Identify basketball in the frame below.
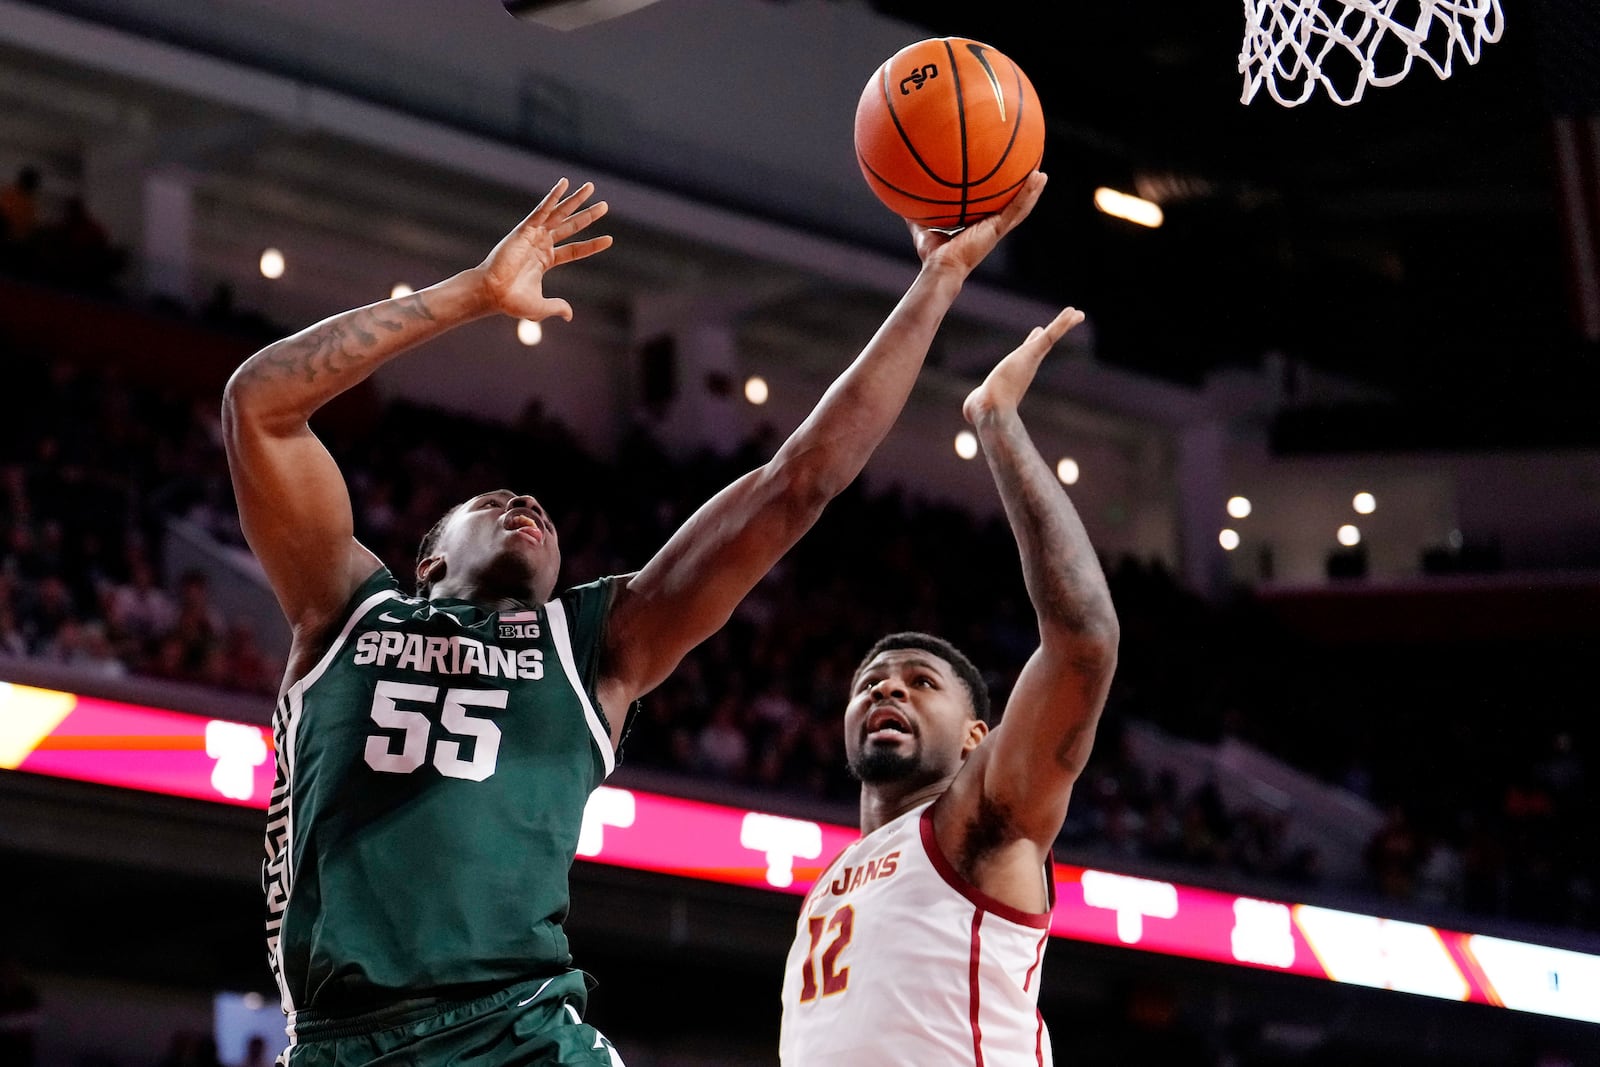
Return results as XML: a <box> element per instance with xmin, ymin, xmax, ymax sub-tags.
<box><xmin>853</xmin><ymin>37</ymin><xmax>1044</xmax><ymax>229</ymax></box>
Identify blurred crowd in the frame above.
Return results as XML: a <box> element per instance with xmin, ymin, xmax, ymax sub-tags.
<box><xmin>0</xmin><ymin>199</ymin><xmax>1593</xmax><ymax>937</ymax></box>
<box><xmin>0</xmin><ymin>358</ymin><xmax>280</xmax><ymax>695</ymax></box>
<box><xmin>0</xmin><ymin>166</ymin><xmax>125</xmax><ymax>296</ymax></box>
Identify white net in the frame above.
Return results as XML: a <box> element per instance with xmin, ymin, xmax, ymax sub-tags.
<box><xmin>1240</xmin><ymin>0</ymin><xmax>1505</xmax><ymax>106</ymax></box>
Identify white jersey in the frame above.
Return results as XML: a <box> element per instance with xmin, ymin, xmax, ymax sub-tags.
<box><xmin>779</xmin><ymin>801</ymin><xmax>1055</xmax><ymax>1066</ymax></box>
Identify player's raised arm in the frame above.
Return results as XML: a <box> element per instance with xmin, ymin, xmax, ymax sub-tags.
<box><xmin>221</xmin><ymin>179</ymin><xmax>611</xmax><ymax>643</ymax></box>
<box><xmin>597</xmin><ymin>175</ymin><xmax>1050</xmax><ymax>719</ymax></box>
<box><xmin>941</xmin><ymin>308</ymin><xmax>1119</xmax><ymax>849</ymax></box>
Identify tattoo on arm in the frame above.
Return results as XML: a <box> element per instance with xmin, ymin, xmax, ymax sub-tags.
<box><xmin>244</xmin><ymin>294</ymin><xmax>437</xmax><ymax>385</ymax></box>
<box><xmin>981</xmin><ymin>413</ymin><xmax>1111</xmax><ymax>635</ymax></box>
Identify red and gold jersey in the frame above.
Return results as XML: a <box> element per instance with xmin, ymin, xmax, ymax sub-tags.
<box><xmin>779</xmin><ymin>801</ymin><xmax>1055</xmax><ymax>1066</ymax></box>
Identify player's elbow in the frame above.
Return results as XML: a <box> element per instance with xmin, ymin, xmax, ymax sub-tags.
<box><xmin>220</xmin><ymin>373</ymin><xmax>248</xmax><ymax>450</ymax></box>
<box><xmin>221</xmin><ymin>362</ymin><xmax>297</xmax><ymax>444</ymax></box>
<box><xmin>1041</xmin><ymin>610</ymin><xmax>1119</xmax><ymax>680</ymax></box>
<box><xmin>221</xmin><ymin>363</ymin><xmax>264</xmax><ymax>428</ymax></box>
<box><xmin>762</xmin><ymin>445</ymin><xmax>851</xmax><ymax>517</ymax></box>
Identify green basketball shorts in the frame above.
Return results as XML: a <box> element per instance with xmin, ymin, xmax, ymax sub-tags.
<box><xmin>283</xmin><ymin>970</ymin><xmax>624</xmax><ymax>1067</ymax></box>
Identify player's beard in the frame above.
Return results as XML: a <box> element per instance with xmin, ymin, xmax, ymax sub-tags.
<box><xmin>849</xmin><ymin>742</ymin><xmax>922</xmax><ymax>784</ymax></box>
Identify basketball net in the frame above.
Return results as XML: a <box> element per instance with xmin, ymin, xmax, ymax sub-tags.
<box><xmin>1240</xmin><ymin>0</ymin><xmax>1504</xmax><ymax>106</ymax></box>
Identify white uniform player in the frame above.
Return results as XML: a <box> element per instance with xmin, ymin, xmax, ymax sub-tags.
<box><xmin>776</xmin><ymin>309</ymin><xmax>1118</xmax><ymax>1067</ymax></box>
<box><xmin>779</xmin><ymin>802</ymin><xmax>1054</xmax><ymax>1066</ymax></box>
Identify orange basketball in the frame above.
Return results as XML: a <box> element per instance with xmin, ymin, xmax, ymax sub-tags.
<box><xmin>854</xmin><ymin>37</ymin><xmax>1045</xmax><ymax>229</ymax></box>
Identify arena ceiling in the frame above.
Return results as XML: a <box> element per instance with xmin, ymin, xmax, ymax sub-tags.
<box><xmin>5</xmin><ymin>0</ymin><xmax>1600</xmax><ymax>448</ymax></box>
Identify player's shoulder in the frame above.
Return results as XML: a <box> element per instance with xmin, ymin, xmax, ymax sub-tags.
<box><xmin>560</xmin><ymin>571</ymin><xmax>634</xmax><ymax>599</ymax></box>
<box><xmin>342</xmin><ymin>565</ymin><xmax>409</xmax><ymax>615</ymax></box>
<box><xmin>554</xmin><ymin>572</ymin><xmax>631</xmax><ymax>624</ymax></box>
<box><xmin>284</xmin><ymin>565</ymin><xmax>406</xmax><ymax>683</ymax></box>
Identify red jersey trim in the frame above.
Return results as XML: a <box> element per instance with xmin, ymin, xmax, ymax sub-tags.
<box><xmin>969</xmin><ymin>909</ymin><xmax>986</xmax><ymax>1067</ymax></box>
<box><xmin>1023</xmin><ymin>928</ymin><xmax>1047</xmax><ymax>992</ymax></box>
<box><xmin>919</xmin><ymin>807</ymin><xmax>1053</xmax><ymax>929</ymax></box>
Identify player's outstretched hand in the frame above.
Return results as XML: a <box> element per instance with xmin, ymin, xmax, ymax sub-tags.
<box><xmin>473</xmin><ymin>178</ymin><xmax>613</xmax><ymax>323</ymax></box>
<box><xmin>962</xmin><ymin>306</ymin><xmax>1085</xmax><ymax>425</ymax></box>
<box><xmin>910</xmin><ymin>170</ymin><xmax>1046</xmax><ymax>278</ymax></box>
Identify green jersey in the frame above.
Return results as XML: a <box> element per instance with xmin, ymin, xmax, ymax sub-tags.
<box><xmin>263</xmin><ymin>567</ymin><xmax>619</xmax><ymax>1019</ymax></box>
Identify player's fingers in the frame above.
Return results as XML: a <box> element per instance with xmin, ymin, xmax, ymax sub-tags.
<box><xmin>551</xmin><ymin>235</ymin><xmax>614</xmax><ymax>267</ymax></box>
<box><xmin>1003</xmin><ymin>328</ymin><xmax>1052</xmax><ymax>378</ymax></box>
<box><xmin>1004</xmin><ymin>307</ymin><xmax>1079</xmax><ymax>380</ymax></box>
<box><xmin>536</xmin><ymin>298</ymin><xmax>573</xmax><ymax>323</ymax></box>
<box><xmin>552</xmin><ymin>181</ymin><xmax>598</xmax><ymax>222</ymax></box>
<box><xmin>1037</xmin><ymin>307</ymin><xmax>1084</xmax><ymax>347</ymax></box>
<box><xmin>955</xmin><ymin>171</ymin><xmax>1043</xmax><ymax>254</ymax></box>
<box><xmin>549</xmin><ymin>201</ymin><xmax>609</xmax><ymax>243</ymax></box>
<box><xmin>996</xmin><ymin>171</ymin><xmax>1047</xmax><ymax>231</ymax></box>
<box><xmin>522</xmin><ymin>178</ymin><xmax>571</xmax><ymax>228</ymax></box>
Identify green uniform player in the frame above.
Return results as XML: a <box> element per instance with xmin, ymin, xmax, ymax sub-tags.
<box><xmin>223</xmin><ymin>175</ymin><xmax>1048</xmax><ymax>1064</ymax></box>
<box><xmin>267</xmin><ymin>571</ymin><xmax>616</xmax><ymax>1009</ymax></box>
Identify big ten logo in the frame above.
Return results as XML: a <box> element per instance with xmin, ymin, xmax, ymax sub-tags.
<box><xmin>1081</xmin><ymin>870</ymin><xmax>1178</xmax><ymax>944</ymax></box>
<box><xmin>899</xmin><ymin>63</ymin><xmax>938</xmax><ymax>95</ymax></box>
<box><xmin>578</xmin><ymin>786</ymin><xmax>636</xmax><ymax>857</ymax></box>
<box><xmin>741</xmin><ymin>813</ymin><xmax>822</xmax><ymax>889</ymax></box>
<box><xmin>205</xmin><ymin>720</ymin><xmax>269</xmax><ymax>801</ymax></box>
<box><xmin>498</xmin><ymin>620</ymin><xmax>541</xmax><ymax>641</ymax></box>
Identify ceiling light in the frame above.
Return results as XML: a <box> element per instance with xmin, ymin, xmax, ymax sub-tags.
<box><xmin>258</xmin><ymin>248</ymin><xmax>285</xmax><ymax>279</ymax></box>
<box><xmin>1093</xmin><ymin>187</ymin><xmax>1164</xmax><ymax>228</ymax></box>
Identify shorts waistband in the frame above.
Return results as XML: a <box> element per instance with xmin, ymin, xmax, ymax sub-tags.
<box><xmin>289</xmin><ymin>974</ymin><xmax>577</xmax><ymax>1042</ymax></box>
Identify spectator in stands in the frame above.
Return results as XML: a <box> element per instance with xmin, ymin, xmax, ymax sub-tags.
<box><xmin>1415</xmin><ymin>832</ymin><xmax>1465</xmax><ymax>909</ymax></box>
<box><xmin>695</xmin><ymin>694</ymin><xmax>751</xmax><ymax>780</ymax></box>
<box><xmin>33</xmin><ymin>196</ymin><xmax>124</xmax><ymax>293</ymax></box>
<box><xmin>172</xmin><ymin>569</ymin><xmax>224</xmax><ymax>674</ymax></box>
<box><xmin>144</xmin><ymin>632</ymin><xmax>191</xmax><ymax>685</ymax></box>
<box><xmin>16</xmin><ymin>575</ymin><xmax>72</xmax><ymax>652</ymax></box>
<box><xmin>1177</xmin><ymin>794</ymin><xmax>1225</xmax><ymax>868</ymax></box>
<box><xmin>1138</xmin><ymin>778</ymin><xmax>1184</xmax><ymax>863</ymax></box>
<box><xmin>38</xmin><ymin>619</ymin><xmax>126</xmax><ymax>679</ymax></box>
<box><xmin>0</xmin><ymin>600</ymin><xmax>26</xmax><ymax>659</ymax></box>
<box><xmin>220</xmin><ymin>620</ymin><xmax>278</xmax><ymax>696</ymax></box>
<box><xmin>1365</xmin><ymin>804</ymin><xmax>1424</xmax><ymax>899</ymax></box>
<box><xmin>0</xmin><ymin>166</ymin><xmax>40</xmax><ymax>246</ymax></box>
<box><xmin>106</xmin><ymin>553</ymin><xmax>177</xmax><ymax>648</ymax></box>
<box><xmin>1</xmin><ymin>524</ymin><xmax>48</xmax><ymax>585</ymax></box>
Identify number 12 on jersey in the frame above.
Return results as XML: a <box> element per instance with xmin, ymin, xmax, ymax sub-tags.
<box><xmin>798</xmin><ymin>904</ymin><xmax>854</xmax><ymax>1001</ymax></box>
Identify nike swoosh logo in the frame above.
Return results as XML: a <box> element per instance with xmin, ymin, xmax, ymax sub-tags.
<box><xmin>378</xmin><ymin>611</ymin><xmax>407</xmax><ymax>624</ymax></box>
<box><xmin>966</xmin><ymin>42</ymin><xmax>1006</xmax><ymax>121</ymax></box>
